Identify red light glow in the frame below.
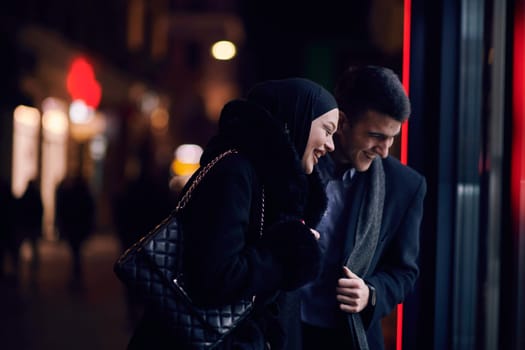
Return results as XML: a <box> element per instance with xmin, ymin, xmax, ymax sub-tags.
<box><xmin>400</xmin><ymin>0</ymin><xmax>412</xmax><ymax>166</ymax></box>
<box><xmin>66</xmin><ymin>57</ymin><xmax>102</xmax><ymax>109</ymax></box>
<box><xmin>512</xmin><ymin>1</ymin><xmax>525</xmax><ymax>233</ymax></box>
<box><xmin>397</xmin><ymin>1</ymin><xmax>412</xmax><ymax>349</ymax></box>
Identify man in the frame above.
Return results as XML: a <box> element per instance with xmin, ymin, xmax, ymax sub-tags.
<box><xmin>298</xmin><ymin>65</ymin><xmax>427</xmax><ymax>350</ymax></box>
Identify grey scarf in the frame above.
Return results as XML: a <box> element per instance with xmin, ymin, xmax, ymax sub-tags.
<box><xmin>344</xmin><ymin>157</ymin><xmax>385</xmax><ymax>349</ymax></box>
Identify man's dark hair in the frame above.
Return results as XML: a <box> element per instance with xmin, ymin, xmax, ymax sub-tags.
<box><xmin>334</xmin><ymin>65</ymin><xmax>411</xmax><ymax>123</ymax></box>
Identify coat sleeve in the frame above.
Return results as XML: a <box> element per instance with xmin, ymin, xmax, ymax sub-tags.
<box><xmin>180</xmin><ymin>155</ymin><xmax>321</xmax><ymax>307</ymax></box>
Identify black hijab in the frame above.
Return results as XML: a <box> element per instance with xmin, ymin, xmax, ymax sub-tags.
<box><xmin>199</xmin><ymin>78</ymin><xmax>334</xmax><ymax>227</ymax></box>
<box><xmin>246</xmin><ymin>78</ymin><xmax>338</xmax><ymax>158</ymax></box>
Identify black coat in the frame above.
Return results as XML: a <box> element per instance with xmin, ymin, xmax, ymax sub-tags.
<box><xmin>128</xmin><ymin>100</ymin><xmax>327</xmax><ymax>350</ymax></box>
<box><xmin>357</xmin><ymin>156</ymin><xmax>426</xmax><ymax>350</ymax></box>
<box><xmin>285</xmin><ymin>155</ymin><xmax>426</xmax><ymax>350</ymax></box>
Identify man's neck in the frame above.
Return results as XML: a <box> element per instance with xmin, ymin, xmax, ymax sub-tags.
<box><xmin>329</xmin><ymin>149</ymin><xmax>351</xmax><ymax>169</ymax></box>
<box><xmin>328</xmin><ymin>153</ymin><xmax>353</xmax><ymax>178</ymax></box>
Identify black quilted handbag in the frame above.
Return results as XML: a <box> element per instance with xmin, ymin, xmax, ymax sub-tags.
<box><xmin>114</xmin><ymin>149</ymin><xmax>262</xmax><ymax>349</ymax></box>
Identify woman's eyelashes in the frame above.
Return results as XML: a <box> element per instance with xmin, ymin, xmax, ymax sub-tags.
<box><xmin>325</xmin><ymin>125</ymin><xmax>336</xmax><ymax>136</ymax></box>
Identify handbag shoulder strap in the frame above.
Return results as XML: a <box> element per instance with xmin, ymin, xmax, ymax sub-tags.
<box><xmin>258</xmin><ymin>188</ymin><xmax>265</xmax><ymax>237</ymax></box>
<box><xmin>175</xmin><ymin>148</ymin><xmax>265</xmax><ymax>238</ymax></box>
<box><xmin>176</xmin><ymin>148</ymin><xmax>238</xmax><ymax>212</ymax></box>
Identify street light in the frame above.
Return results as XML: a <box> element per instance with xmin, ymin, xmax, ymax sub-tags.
<box><xmin>211</xmin><ymin>40</ymin><xmax>237</xmax><ymax>60</ymax></box>
<box><xmin>169</xmin><ymin>144</ymin><xmax>203</xmax><ymax>194</ymax></box>
<box><xmin>68</xmin><ymin>99</ymin><xmax>106</xmax><ymax>178</ymax></box>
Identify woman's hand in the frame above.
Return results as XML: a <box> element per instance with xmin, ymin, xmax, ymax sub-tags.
<box><xmin>300</xmin><ymin>219</ymin><xmax>320</xmax><ymax>240</ymax></box>
<box><xmin>309</xmin><ymin>228</ymin><xmax>320</xmax><ymax>240</ymax></box>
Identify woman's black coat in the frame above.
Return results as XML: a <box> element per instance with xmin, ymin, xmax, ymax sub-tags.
<box><xmin>127</xmin><ymin>100</ymin><xmax>327</xmax><ymax>349</ymax></box>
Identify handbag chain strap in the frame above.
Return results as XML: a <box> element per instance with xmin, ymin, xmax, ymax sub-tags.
<box><xmin>174</xmin><ymin>148</ymin><xmax>265</xmax><ymax>237</ymax></box>
<box><xmin>258</xmin><ymin>188</ymin><xmax>265</xmax><ymax>237</ymax></box>
<box><xmin>176</xmin><ymin>148</ymin><xmax>238</xmax><ymax>212</ymax></box>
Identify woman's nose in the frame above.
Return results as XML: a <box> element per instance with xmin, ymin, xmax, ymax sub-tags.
<box><xmin>326</xmin><ymin>136</ymin><xmax>335</xmax><ymax>152</ymax></box>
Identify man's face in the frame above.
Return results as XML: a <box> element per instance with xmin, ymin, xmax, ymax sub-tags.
<box><xmin>335</xmin><ymin>109</ymin><xmax>402</xmax><ymax>172</ymax></box>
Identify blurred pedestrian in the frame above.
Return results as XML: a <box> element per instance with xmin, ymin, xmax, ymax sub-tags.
<box><xmin>113</xmin><ymin>155</ymin><xmax>173</xmax><ymax>327</ymax></box>
<box><xmin>15</xmin><ymin>179</ymin><xmax>43</xmax><ymax>271</ymax></box>
<box><xmin>0</xmin><ymin>178</ymin><xmax>17</xmax><ymax>280</ymax></box>
<box><xmin>55</xmin><ymin>174</ymin><xmax>95</xmax><ymax>290</ymax></box>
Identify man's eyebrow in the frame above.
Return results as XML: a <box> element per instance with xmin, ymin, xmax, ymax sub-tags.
<box><xmin>368</xmin><ymin>131</ymin><xmax>400</xmax><ymax>137</ymax></box>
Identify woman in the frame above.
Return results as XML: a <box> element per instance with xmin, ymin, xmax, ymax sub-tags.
<box><xmin>128</xmin><ymin>78</ymin><xmax>339</xmax><ymax>349</ymax></box>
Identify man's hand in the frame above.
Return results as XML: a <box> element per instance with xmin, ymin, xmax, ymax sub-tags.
<box><xmin>336</xmin><ymin>266</ymin><xmax>370</xmax><ymax>313</ymax></box>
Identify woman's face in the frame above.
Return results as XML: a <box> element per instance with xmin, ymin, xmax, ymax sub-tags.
<box><xmin>301</xmin><ymin>108</ymin><xmax>339</xmax><ymax>174</ymax></box>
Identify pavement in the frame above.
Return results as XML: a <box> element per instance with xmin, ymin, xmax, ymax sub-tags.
<box><xmin>0</xmin><ymin>232</ymin><xmax>398</xmax><ymax>350</ymax></box>
<box><xmin>0</xmin><ymin>232</ymin><xmax>137</xmax><ymax>350</ymax></box>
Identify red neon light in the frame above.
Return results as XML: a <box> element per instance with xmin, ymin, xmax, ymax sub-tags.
<box><xmin>511</xmin><ymin>0</ymin><xmax>525</xmax><ymax>231</ymax></box>
<box><xmin>401</xmin><ymin>123</ymin><xmax>409</xmax><ymax>165</ymax></box>
<box><xmin>402</xmin><ymin>0</ymin><xmax>412</xmax><ymax>96</ymax></box>
<box><xmin>397</xmin><ymin>1</ymin><xmax>412</xmax><ymax>349</ymax></box>
<box><xmin>396</xmin><ymin>303</ymin><xmax>404</xmax><ymax>349</ymax></box>
<box><xmin>400</xmin><ymin>0</ymin><xmax>412</xmax><ymax>166</ymax></box>
<box><xmin>66</xmin><ymin>56</ymin><xmax>102</xmax><ymax>109</ymax></box>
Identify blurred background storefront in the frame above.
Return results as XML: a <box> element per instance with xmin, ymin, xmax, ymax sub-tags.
<box><xmin>0</xmin><ymin>0</ymin><xmax>524</xmax><ymax>349</ymax></box>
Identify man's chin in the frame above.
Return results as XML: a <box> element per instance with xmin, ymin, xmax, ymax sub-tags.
<box><xmin>355</xmin><ymin>162</ymin><xmax>373</xmax><ymax>172</ymax></box>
